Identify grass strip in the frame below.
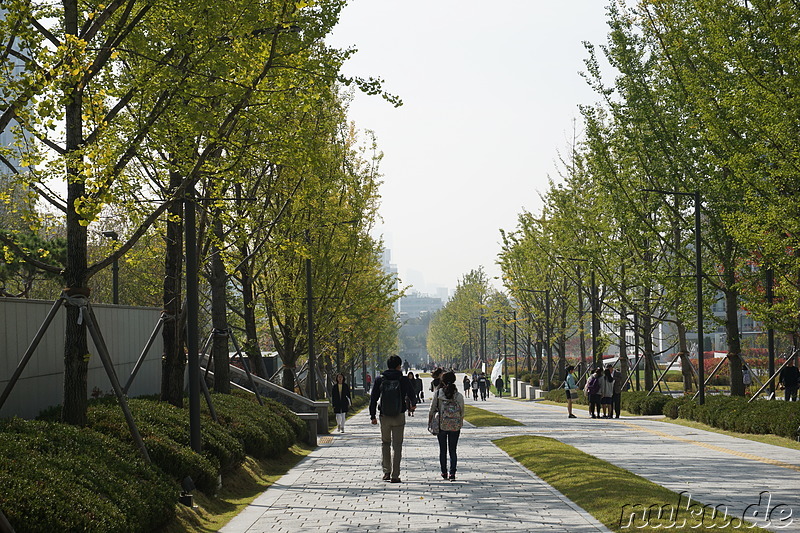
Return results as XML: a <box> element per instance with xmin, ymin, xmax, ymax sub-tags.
<box><xmin>157</xmin><ymin>444</ymin><xmax>312</xmax><ymax>532</ymax></box>
<box><xmin>464</xmin><ymin>404</ymin><xmax>524</xmax><ymax>426</ymax></box>
<box><xmin>495</xmin><ymin>435</ymin><xmax>773</xmax><ymax>532</ymax></box>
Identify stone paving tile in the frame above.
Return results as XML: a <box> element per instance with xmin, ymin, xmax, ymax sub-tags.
<box><xmin>221</xmin><ymin>394</ymin><xmax>611</xmax><ymax>533</ymax></box>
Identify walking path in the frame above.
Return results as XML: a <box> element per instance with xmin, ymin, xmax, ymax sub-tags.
<box><xmin>222</xmin><ymin>376</ymin><xmax>800</xmax><ymax>532</ymax></box>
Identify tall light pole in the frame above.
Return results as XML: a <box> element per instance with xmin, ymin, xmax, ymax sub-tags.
<box><xmin>102</xmin><ymin>231</ymin><xmax>119</xmax><ymax>304</ymax></box>
<box><xmin>304</xmin><ymin>219</ymin><xmax>358</xmax><ymax>401</ymax></box>
<box><xmin>643</xmin><ymin>188</ymin><xmax>705</xmax><ymax>404</ymax></box>
<box><xmin>520</xmin><ymin>288</ymin><xmax>550</xmax><ymax>390</ymax></box>
<box><xmin>305</xmin><ymin>228</ymin><xmax>317</xmax><ymax>400</ymax></box>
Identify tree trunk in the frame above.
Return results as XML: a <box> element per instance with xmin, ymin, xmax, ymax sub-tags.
<box><xmin>161</xmin><ymin>170</ymin><xmax>185</xmax><ymax>407</ymax></box>
<box><xmin>240</xmin><ymin>260</ymin><xmax>266</xmax><ymax>378</ymax></box>
<box><xmin>642</xmin><ymin>289</ymin><xmax>654</xmax><ymax>391</ymax></box>
<box><xmin>724</xmin><ymin>286</ymin><xmax>745</xmax><ymax>396</ymax></box>
<box><xmin>210</xmin><ymin>217</ymin><xmax>230</xmax><ymax>393</ymax></box>
<box><xmin>676</xmin><ymin>319</ymin><xmax>694</xmax><ymax>392</ymax></box>
<box><xmin>62</xmin><ymin>0</ymin><xmax>89</xmax><ymax>426</ymax></box>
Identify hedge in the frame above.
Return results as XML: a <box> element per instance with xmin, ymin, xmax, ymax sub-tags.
<box><xmin>0</xmin><ymin>418</ymin><xmax>175</xmax><ymax>533</ymax></box>
<box><xmin>675</xmin><ymin>396</ymin><xmax>800</xmax><ymax>439</ymax></box>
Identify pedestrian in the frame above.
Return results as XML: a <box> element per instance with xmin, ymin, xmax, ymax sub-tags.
<box><xmin>331</xmin><ymin>373</ymin><xmax>351</xmax><ymax>433</ymax></box>
<box><xmin>478</xmin><ymin>373</ymin><xmax>488</xmax><ymax>401</ymax></box>
<box><xmin>463</xmin><ymin>375</ymin><xmax>471</xmax><ymax>395</ymax></box>
<box><xmin>742</xmin><ymin>364</ymin><xmax>752</xmax><ymax>394</ymax></box>
<box><xmin>370</xmin><ymin>355</ymin><xmax>417</xmax><ymax>483</ymax></box>
<box><xmin>585</xmin><ymin>367</ymin><xmax>602</xmax><ymax>418</ymax></box>
<box><xmin>494</xmin><ymin>375</ymin><xmax>504</xmax><ymax>398</ymax></box>
<box><xmin>600</xmin><ymin>364</ymin><xmax>615</xmax><ymax>418</ymax></box>
<box><xmin>471</xmin><ymin>376</ymin><xmax>479</xmax><ymax>401</ymax></box>
<box><xmin>416</xmin><ymin>373</ymin><xmax>424</xmax><ymax>403</ymax></box>
<box><xmin>406</xmin><ymin>371</ymin><xmax>417</xmax><ymax>416</ymax></box>
<box><xmin>430</xmin><ymin>367</ymin><xmax>443</xmax><ymax>393</ymax></box>
<box><xmin>365</xmin><ymin>373</ymin><xmax>372</xmax><ymax>393</ymax></box>
<box><xmin>779</xmin><ymin>358</ymin><xmax>799</xmax><ymax>402</ymax></box>
<box><xmin>429</xmin><ymin>371</ymin><xmax>464</xmax><ymax>481</ymax></box>
<box><xmin>564</xmin><ymin>365</ymin><xmax>577</xmax><ymax>418</ymax></box>
<box><xmin>611</xmin><ymin>365</ymin><xmax>626</xmax><ymax>419</ymax></box>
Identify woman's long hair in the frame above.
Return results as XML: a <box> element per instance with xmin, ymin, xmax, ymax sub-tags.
<box><xmin>442</xmin><ymin>371</ymin><xmax>457</xmax><ymax>399</ymax></box>
<box><xmin>604</xmin><ymin>367</ymin><xmax>614</xmax><ymax>382</ymax></box>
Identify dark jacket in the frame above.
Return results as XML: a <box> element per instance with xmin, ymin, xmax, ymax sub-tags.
<box><xmin>369</xmin><ymin>369</ymin><xmax>417</xmax><ymax>418</ymax></box>
<box><xmin>780</xmin><ymin>365</ymin><xmax>800</xmax><ymax>389</ymax></box>
<box><xmin>495</xmin><ymin>377</ymin><xmax>504</xmax><ymax>391</ymax></box>
<box><xmin>331</xmin><ymin>382</ymin><xmax>351</xmax><ymax>414</ymax></box>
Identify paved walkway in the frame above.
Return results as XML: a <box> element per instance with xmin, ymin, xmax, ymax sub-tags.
<box><xmin>222</xmin><ymin>376</ymin><xmax>800</xmax><ymax>532</ymax></box>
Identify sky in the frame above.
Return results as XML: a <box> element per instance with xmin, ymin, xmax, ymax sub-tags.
<box><xmin>328</xmin><ymin>1</ymin><xmax>614</xmax><ymax>297</ymax></box>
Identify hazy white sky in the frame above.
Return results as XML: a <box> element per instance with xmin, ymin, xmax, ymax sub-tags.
<box><xmin>328</xmin><ymin>1</ymin><xmax>613</xmax><ymax>296</ymax></box>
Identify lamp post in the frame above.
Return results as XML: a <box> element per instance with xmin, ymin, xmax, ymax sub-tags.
<box><xmin>519</xmin><ymin>288</ymin><xmax>550</xmax><ymax>390</ymax></box>
<box><xmin>558</xmin><ymin>256</ymin><xmax>597</xmax><ymax>370</ymax></box>
<box><xmin>643</xmin><ymin>188</ymin><xmax>705</xmax><ymax>404</ymax></box>
<box><xmin>304</xmin><ymin>219</ymin><xmax>359</xmax><ymax>401</ymax></box>
<box><xmin>101</xmin><ymin>231</ymin><xmax>119</xmax><ymax>304</ymax></box>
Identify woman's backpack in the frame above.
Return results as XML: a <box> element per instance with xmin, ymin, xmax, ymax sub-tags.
<box><xmin>585</xmin><ymin>376</ymin><xmax>600</xmax><ymax>395</ymax></box>
<box><xmin>438</xmin><ymin>390</ymin><xmax>463</xmax><ymax>432</ymax></box>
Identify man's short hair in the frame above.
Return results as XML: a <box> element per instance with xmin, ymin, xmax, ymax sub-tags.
<box><xmin>387</xmin><ymin>355</ymin><xmax>402</xmax><ymax>369</ymax></box>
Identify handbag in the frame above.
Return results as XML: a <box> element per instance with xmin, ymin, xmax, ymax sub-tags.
<box><xmin>428</xmin><ymin>412</ymin><xmax>440</xmax><ymax>435</ymax></box>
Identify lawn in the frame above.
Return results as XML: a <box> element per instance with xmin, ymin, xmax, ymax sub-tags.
<box><xmin>463</xmin><ymin>404</ymin><xmax>524</xmax><ymax>426</ymax></box>
<box><xmin>495</xmin><ymin>435</ymin><xmax>774</xmax><ymax>532</ymax></box>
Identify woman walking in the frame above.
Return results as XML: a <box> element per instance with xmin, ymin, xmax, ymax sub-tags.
<box><xmin>564</xmin><ymin>365</ymin><xmax>577</xmax><ymax>418</ymax></box>
<box><xmin>463</xmin><ymin>375</ymin><xmax>471</xmax><ymax>395</ymax></box>
<box><xmin>471</xmin><ymin>375</ymin><xmax>479</xmax><ymax>401</ymax></box>
<box><xmin>429</xmin><ymin>371</ymin><xmax>464</xmax><ymax>481</ymax></box>
<box><xmin>331</xmin><ymin>373</ymin><xmax>351</xmax><ymax>433</ymax></box>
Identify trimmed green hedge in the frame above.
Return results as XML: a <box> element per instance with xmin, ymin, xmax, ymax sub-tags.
<box><xmin>0</xmin><ymin>418</ymin><xmax>175</xmax><ymax>533</ymax></box>
<box><xmin>208</xmin><ymin>392</ymin><xmax>305</xmax><ymax>458</ymax></box>
<box><xmin>675</xmin><ymin>396</ymin><xmax>800</xmax><ymax>439</ymax></box>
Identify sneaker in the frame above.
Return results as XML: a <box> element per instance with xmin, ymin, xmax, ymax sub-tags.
<box><xmin>441</xmin><ymin>473</ymin><xmax>448</xmax><ymax>480</ymax></box>
<box><xmin>568</xmin><ymin>414</ymin><xmax>577</xmax><ymax>418</ymax></box>
<box><xmin>390</xmin><ymin>477</ymin><xmax>402</xmax><ymax>483</ymax></box>
<box><xmin>449</xmin><ymin>475</ymin><xmax>456</xmax><ymax>481</ymax></box>
<box><xmin>382</xmin><ymin>473</ymin><xmax>391</xmax><ymax>481</ymax></box>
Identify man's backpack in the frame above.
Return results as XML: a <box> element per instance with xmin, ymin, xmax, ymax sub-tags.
<box><xmin>379</xmin><ymin>378</ymin><xmax>403</xmax><ymax>416</ymax></box>
<box><xmin>438</xmin><ymin>391</ymin><xmax>462</xmax><ymax>432</ymax></box>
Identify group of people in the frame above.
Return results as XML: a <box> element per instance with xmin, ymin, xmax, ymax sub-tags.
<box><xmin>369</xmin><ymin>358</ymin><xmax>465</xmax><ymax>483</ymax></box>
<box><xmin>462</xmin><ymin>372</ymin><xmax>505</xmax><ymax>401</ymax></box>
<box><xmin>563</xmin><ymin>363</ymin><xmax>625</xmax><ymax>419</ymax></box>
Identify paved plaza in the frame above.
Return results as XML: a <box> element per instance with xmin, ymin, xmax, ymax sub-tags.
<box><xmin>222</xmin><ymin>377</ymin><xmax>800</xmax><ymax>532</ymax></box>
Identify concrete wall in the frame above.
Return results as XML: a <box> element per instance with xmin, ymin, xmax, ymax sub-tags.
<box><xmin>0</xmin><ymin>298</ymin><xmax>163</xmax><ymax>419</ymax></box>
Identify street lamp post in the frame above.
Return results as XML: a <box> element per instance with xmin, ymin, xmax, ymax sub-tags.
<box><xmin>519</xmin><ymin>288</ymin><xmax>551</xmax><ymax>390</ymax></box>
<box><xmin>643</xmin><ymin>188</ymin><xmax>705</xmax><ymax>404</ymax></box>
<box><xmin>101</xmin><ymin>231</ymin><xmax>119</xmax><ymax>305</ymax></box>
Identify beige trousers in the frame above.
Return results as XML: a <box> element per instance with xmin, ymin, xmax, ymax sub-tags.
<box><xmin>379</xmin><ymin>413</ymin><xmax>406</xmax><ymax>478</ymax></box>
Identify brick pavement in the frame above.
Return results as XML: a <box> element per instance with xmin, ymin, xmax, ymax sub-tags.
<box><xmin>221</xmin><ymin>394</ymin><xmax>611</xmax><ymax>532</ymax></box>
<box><xmin>222</xmin><ymin>376</ymin><xmax>800</xmax><ymax>532</ymax></box>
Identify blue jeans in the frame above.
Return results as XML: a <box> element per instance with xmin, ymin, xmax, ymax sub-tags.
<box><xmin>437</xmin><ymin>430</ymin><xmax>460</xmax><ymax>476</ymax></box>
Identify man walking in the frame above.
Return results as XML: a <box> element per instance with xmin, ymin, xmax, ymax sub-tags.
<box><xmin>370</xmin><ymin>355</ymin><xmax>417</xmax><ymax>483</ymax></box>
<box><xmin>494</xmin><ymin>375</ymin><xmax>504</xmax><ymax>398</ymax></box>
<box><xmin>779</xmin><ymin>358</ymin><xmax>799</xmax><ymax>402</ymax></box>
